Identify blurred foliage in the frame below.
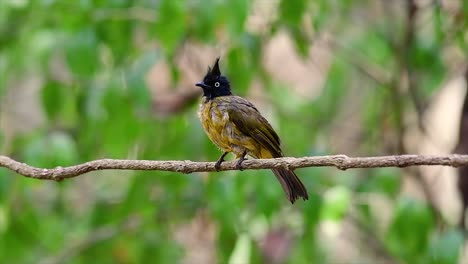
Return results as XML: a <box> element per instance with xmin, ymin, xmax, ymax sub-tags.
<box><xmin>0</xmin><ymin>0</ymin><xmax>467</xmax><ymax>263</ymax></box>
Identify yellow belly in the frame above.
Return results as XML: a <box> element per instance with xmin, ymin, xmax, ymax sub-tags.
<box><xmin>198</xmin><ymin>99</ymin><xmax>232</xmax><ymax>152</ymax></box>
<box><xmin>198</xmin><ymin>98</ymin><xmax>263</xmax><ymax>158</ymax></box>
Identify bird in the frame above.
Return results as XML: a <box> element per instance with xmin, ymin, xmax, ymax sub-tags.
<box><xmin>196</xmin><ymin>57</ymin><xmax>308</xmax><ymax>203</ymax></box>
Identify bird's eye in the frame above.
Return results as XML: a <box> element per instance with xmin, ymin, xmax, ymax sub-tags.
<box><xmin>214</xmin><ymin>82</ymin><xmax>220</xmax><ymax>87</ymax></box>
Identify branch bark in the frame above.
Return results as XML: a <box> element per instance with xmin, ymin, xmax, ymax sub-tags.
<box><xmin>1</xmin><ymin>154</ymin><xmax>468</xmax><ymax>181</ymax></box>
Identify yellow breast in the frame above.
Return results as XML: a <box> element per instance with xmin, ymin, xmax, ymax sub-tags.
<box><xmin>198</xmin><ymin>99</ymin><xmax>233</xmax><ymax>152</ymax></box>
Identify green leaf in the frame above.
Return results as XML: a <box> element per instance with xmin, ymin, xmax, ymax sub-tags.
<box><xmin>227</xmin><ymin>45</ymin><xmax>255</xmax><ymax>95</ymax></box>
<box><xmin>206</xmin><ymin>175</ymin><xmax>241</xmax><ymax>227</ymax></box>
<box><xmin>432</xmin><ymin>4</ymin><xmax>445</xmax><ymax>43</ymax></box>
<box><xmin>290</xmin><ymin>28</ymin><xmax>309</xmax><ymax>56</ymax></box>
<box><xmin>99</xmin><ymin>85</ymin><xmax>142</xmax><ymax>157</ymax></box>
<box><xmin>352</xmin><ymin>30</ymin><xmax>393</xmax><ymax>67</ymax></box>
<box><xmin>1</xmin><ymin>195</ymin><xmax>41</xmax><ymax>262</ymax></box>
<box><xmin>386</xmin><ymin>197</ymin><xmax>435</xmax><ymax>263</ymax></box>
<box><xmin>191</xmin><ymin>0</ymin><xmax>218</xmax><ymax>42</ymax></box>
<box><xmin>409</xmin><ymin>42</ymin><xmax>441</xmax><ymax>69</ymax></box>
<box><xmin>303</xmin><ymin>192</ymin><xmax>323</xmax><ymax>229</ymax></box>
<box><xmin>320</xmin><ymin>186</ymin><xmax>351</xmax><ymax>221</ymax></box>
<box><xmin>23</xmin><ymin>132</ymin><xmax>79</xmax><ymax>168</ymax></box>
<box><xmin>126</xmin><ymin>51</ymin><xmax>159</xmax><ymax>109</ymax></box>
<box><xmin>279</xmin><ymin>0</ymin><xmax>307</xmax><ymax>27</ymax></box>
<box><xmin>249</xmin><ymin>170</ymin><xmax>283</xmax><ymax>217</ymax></box>
<box><xmin>65</xmin><ymin>28</ymin><xmax>99</xmax><ymax>77</ymax></box>
<box><xmin>314</xmin><ymin>59</ymin><xmax>347</xmax><ymax>122</ymax></box>
<box><xmin>153</xmin><ymin>0</ymin><xmax>186</xmax><ymax>56</ymax></box>
<box><xmin>41</xmin><ymin>80</ymin><xmax>65</xmax><ymax>120</ymax></box>
<box><xmin>408</xmin><ymin>41</ymin><xmax>445</xmax><ymax>97</ymax></box>
<box><xmin>226</xmin><ymin>0</ymin><xmax>249</xmax><ymax>37</ymax></box>
<box><xmin>217</xmin><ymin>223</ymin><xmax>238</xmax><ymax>263</ymax></box>
<box><xmin>118</xmin><ymin>174</ymin><xmax>153</xmax><ymax>218</ymax></box>
<box><xmin>357</xmin><ymin>168</ymin><xmax>401</xmax><ymax>198</ymax></box>
<box><xmin>311</xmin><ymin>1</ymin><xmax>330</xmax><ymax>31</ymax></box>
<box><xmin>95</xmin><ymin>19</ymin><xmax>132</xmax><ymax>63</ymax></box>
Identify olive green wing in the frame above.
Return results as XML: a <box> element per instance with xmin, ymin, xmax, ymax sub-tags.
<box><xmin>226</xmin><ymin>97</ymin><xmax>282</xmax><ymax>157</ymax></box>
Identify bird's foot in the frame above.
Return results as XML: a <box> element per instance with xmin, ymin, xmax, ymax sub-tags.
<box><xmin>215</xmin><ymin>152</ymin><xmax>229</xmax><ymax>171</ymax></box>
<box><xmin>214</xmin><ymin>160</ymin><xmax>223</xmax><ymax>171</ymax></box>
<box><xmin>235</xmin><ymin>152</ymin><xmax>247</xmax><ymax>171</ymax></box>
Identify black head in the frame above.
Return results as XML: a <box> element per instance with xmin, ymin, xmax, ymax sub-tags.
<box><xmin>195</xmin><ymin>57</ymin><xmax>232</xmax><ymax>100</ymax></box>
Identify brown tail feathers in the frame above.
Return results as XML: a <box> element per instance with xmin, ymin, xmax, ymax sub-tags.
<box><xmin>271</xmin><ymin>168</ymin><xmax>308</xmax><ymax>203</ymax></box>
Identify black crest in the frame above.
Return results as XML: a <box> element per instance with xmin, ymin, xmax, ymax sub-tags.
<box><xmin>196</xmin><ymin>57</ymin><xmax>232</xmax><ymax>99</ymax></box>
<box><xmin>211</xmin><ymin>57</ymin><xmax>221</xmax><ymax>77</ymax></box>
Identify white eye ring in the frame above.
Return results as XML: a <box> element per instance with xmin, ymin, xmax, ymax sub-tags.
<box><xmin>214</xmin><ymin>82</ymin><xmax>220</xmax><ymax>87</ymax></box>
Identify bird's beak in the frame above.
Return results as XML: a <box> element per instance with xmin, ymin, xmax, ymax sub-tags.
<box><xmin>196</xmin><ymin>82</ymin><xmax>209</xmax><ymax>89</ymax></box>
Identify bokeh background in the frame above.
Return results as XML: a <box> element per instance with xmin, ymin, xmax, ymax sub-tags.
<box><xmin>1</xmin><ymin>0</ymin><xmax>468</xmax><ymax>263</ymax></box>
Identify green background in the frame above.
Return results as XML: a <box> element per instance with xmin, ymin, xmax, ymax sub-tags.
<box><xmin>0</xmin><ymin>0</ymin><xmax>467</xmax><ymax>263</ymax></box>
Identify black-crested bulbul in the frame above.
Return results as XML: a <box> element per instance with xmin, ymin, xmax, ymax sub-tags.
<box><xmin>196</xmin><ymin>58</ymin><xmax>308</xmax><ymax>203</ymax></box>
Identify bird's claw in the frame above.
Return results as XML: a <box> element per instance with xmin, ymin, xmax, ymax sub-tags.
<box><xmin>214</xmin><ymin>160</ymin><xmax>223</xmax><ymax>171</ymax></box>
<box><xmin>235</xmin><ymin>156</ymin><xmax>246</xmax><ymax>171</ymax></box>
<box><xmin>214</xmin><ymin>152</ymin><xmax>228</xmax><ymax>171</ymax></box>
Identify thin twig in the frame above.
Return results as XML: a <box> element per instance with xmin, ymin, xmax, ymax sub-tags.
<box><xmin>0</xmin><ymin>154</ymin><xmax>468</xmax><ymax>181</ymax></box>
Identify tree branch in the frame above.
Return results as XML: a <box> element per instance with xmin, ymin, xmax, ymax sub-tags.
<box><xmin>1</xmin><ymin>154</ymin><xmax>468</xmax><ymax>181</ymax></box>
